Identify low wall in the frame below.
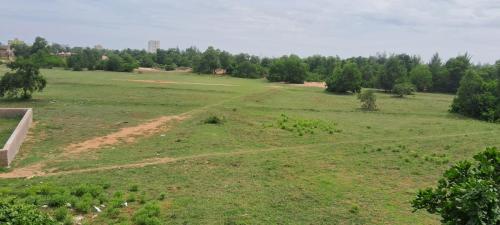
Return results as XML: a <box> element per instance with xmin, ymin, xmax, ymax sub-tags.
<box><xmin>0</xmin><ymin>108</ymin><xmax>32</xmax><ymax>167</ymax></box>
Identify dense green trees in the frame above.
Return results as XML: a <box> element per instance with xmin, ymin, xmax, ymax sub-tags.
<box><xmin>409</xmin><ymin>65</ymin><xmax>432</xmax><ymax>91</ymax></box>
<box><xmin>412</xmin><ymin>147</ymin><xmax>499</xmax><ymax>225</ymax></box>
<box><xmin>379</xmin><ymin>56</ymin><xmax>407</xmax><ymax>91</ymax></box>
<box><xmin>450</xmin><ymin>70</ymin><xmax>499</xmax><ymax>121</ymax></box>
<box><xmin>267</xmin><ymin>55</ymin><xmax>307</xmax><ymax>83</ymax></box>
<box><xmin>0</xmin><ymin>58</ymin><xmax>47</xmax><ymax>99</ymax></box>
<box><xmin>445</xmin><ymin>55</ymin><xmax>471</xmax><ymax>92</ymax></box>
<box><xmin>326</xmin><ymin>62</ymin><xmax>362</xmax><ymax>93</ymax></box>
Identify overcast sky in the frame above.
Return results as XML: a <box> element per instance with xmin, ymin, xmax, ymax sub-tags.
<box><xmin>1</xmin><ymin>0</ymin><xmax>499</xmax><ymax>63</ymax></box>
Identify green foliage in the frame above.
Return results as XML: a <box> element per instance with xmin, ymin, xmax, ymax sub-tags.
<box><xmin>204</xmin><ymin>115</ymin><xmax>224</xmax><ymax>124</ymax></box>
<box><xmin>409</xmin><ymin>64</ymin><xmax>432</xmax><ymax>91</ymax></box>
<box><xmin>0</xmin><ymin>58</ymin><xmax>47</xmax><ymax>99</ymax></box>
<box><xmin>54</xmin><ymin>207</ymin><xmax>70</xmax><ymax>222</ymax></box>
<box><xmin>132</xmin><ymin>202</ymin><xmax>162</xmax><ymax>225</ymax></box>
<box><xmin>450</xmin><ymin>70</ymin><xmax>499</xmax><ymax>121</ymax></box>
<box><xmin>412</xmin><ymin>147</ymin><xmax>499</xmax><ymax>225</ymax></box>
<box><xmin>326</xmin><ymin>62</ymin><xmax>362</xmax><ymax>93</ymax></box>
<box><xmin>268</xmin><ymin>55</ymin><xmax>307</xmax><ymax>84</ymax></box>
<box><xmin>379</xmin><ymin>56</ymin><xmax>407</xmax><ymax>91</ymax></box>
<box><xmin>392</xmin><ymin>82</ymin><xmax>415</xmax><ymax>97</ymax></box>
<box><xmin>273</xmin><ymin>114</ymin><xmax>339</xmax><ymax>136</ymax></box>
<box><xmin>129</xmin><ymin>185</ymin><xmax>139</xmax><ymax>192</ymax></box>
<box><xmin>445</xmin><ymin>54</ymin><xmax>471</xmax><ymax>93</ymax></box>
<box><xmin>357</xmin><ymin>90</ymin><xmax>377</xmax><ymax>111</ymax></box>
<box><xmin>0</xmin><ymin>201</ymin><xmax>55</xmax><ymax>225</ymax></box>
<box><xmin>193</xmin><ymin>46</ymin><xmax>220</xmax><ymax>74</ymax></box>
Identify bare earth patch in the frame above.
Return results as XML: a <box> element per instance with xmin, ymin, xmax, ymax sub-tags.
<box><xmin>294</xmin><ymin>82</ymin><xmax>326</xmax><ymax>88</ymax></box>
<box><xmin>65</xmin><ymin>115</ymin><xmax>188</xmax><ymax>155</ymax></box>
<box><xmin>115</xmin><ymin>79</ymin><xmax>239</xmax><ymax>87</ymax></box>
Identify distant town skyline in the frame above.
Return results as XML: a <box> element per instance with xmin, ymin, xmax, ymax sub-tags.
<box><xmin>1</xmin><ymin>0</ymin><xmax>499</xmax><ymax>64</ymax></box>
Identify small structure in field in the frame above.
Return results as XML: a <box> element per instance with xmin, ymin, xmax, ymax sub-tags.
<box><xmin>0</xmin><ymin>108</ymin><xmax>33</xmax><ymax>167</ymax></box>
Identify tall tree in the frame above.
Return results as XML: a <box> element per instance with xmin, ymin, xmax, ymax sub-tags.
<box><xmin>0</xmin><ymin>58</ymin><xmax>47</xmax><ymax>99</ymax></box>
<box><xmin>379</xmin><ymin>56</ymin><xmax>407</xmax><ymax>91</ymax></box>
<box><xmin>326</xmin><ymin>62</ymin><xmax>362</xmax><ymax>93</ymax></box>
<box><xmin>410</xmin><ymin>64</ymin><xmax>433</xmax><ymax>91</ymax></box>
<box><xmin>445</xmin><ymin>54</ymin><xmax>471</xmax><ymax>93</ymax></box>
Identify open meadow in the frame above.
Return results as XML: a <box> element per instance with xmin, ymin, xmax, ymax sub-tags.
<box><xmin>0</xmin><ymin>66</ymin><xmax>499</xmax><ymax>224</ymax></box>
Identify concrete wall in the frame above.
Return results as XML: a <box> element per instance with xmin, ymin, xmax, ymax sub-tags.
<box><xmin>0</xmin><ymin>108</ymin><xmax>32</xmax><ymax>167</ymax></box>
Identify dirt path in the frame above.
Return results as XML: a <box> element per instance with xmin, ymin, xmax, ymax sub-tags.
<box><xmin>2</xmin><ymin>130</ymin><xmax>498</xmax><ymax>179</ymax></box>
<box><xmin>65</xmin><ymin>115</ymin><xmax>187</xmax><ymax>155</ymax></box>
<box><xmin>115</xmin><ymin>79</ymin><xmax>240</xmax><ymax>87</ymax></box>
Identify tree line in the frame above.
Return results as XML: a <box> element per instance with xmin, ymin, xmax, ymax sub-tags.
<box><xmin>3</xmin><ymin>37</ymin><xmax>500</xmax><ymax>121</ymax></box>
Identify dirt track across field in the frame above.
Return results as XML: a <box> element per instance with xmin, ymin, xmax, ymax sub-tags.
<box><xmin>65</xmin><ymin>115</ymin><xmax>187</xmax><ymax>155</ymax></box>
<box><xmin>115</xmin><ymin>79</ymin><xmax>240</xmax><ymax>87</ymax></box>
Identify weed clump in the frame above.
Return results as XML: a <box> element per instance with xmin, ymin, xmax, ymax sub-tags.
<box><xmin>273</xmin><ymin>114</ymin><xmax>340</xmax><ymax>136</ymax></box>
<box><xmin>204</xmin><ymin>115</ymin><xmax>225</xmax><ymax>124</ymax></box>
<box><xmin>133</xmin><ymin>202</ymin><xmax>162</xmax><ymax>225</ymax></box>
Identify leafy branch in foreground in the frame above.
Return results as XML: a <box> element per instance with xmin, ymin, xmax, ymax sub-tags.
<box><xmin>412</xmin><ymin>147</ymin><xmax>499</xmax><ymax>225</ymax></box>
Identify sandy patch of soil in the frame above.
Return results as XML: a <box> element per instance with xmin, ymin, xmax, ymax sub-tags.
<box><xmin>64</xmin><ymin>115</ymin><xmax>188</xmax><ymax>155</ymax></box>
<box><xmin>0</xmin><ymin>163</ymin><xmax>46</xmax><ymax>179</ymax></box>
<box><xmin>293</xmin><ymin>82</ymin><xmax>326</xmax><ymax>88</ymax></box>
<box><xmin>116</xmin><ymin>79</ymin><xmax>239</xmax><ymax>87</ymax></box>
<box><xmin>134</xmin><ymin>67</ymin><xmax>193</xmax><ymax>73</ymax></box>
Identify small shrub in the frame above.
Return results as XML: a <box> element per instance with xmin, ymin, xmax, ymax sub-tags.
<box><xmin>158</xmin><ymin>192</ymin><xmax>166</xmax><ymax>201</ymax></box>
<box><xmin>48</xmin><ymin>193</ymin><xmax>69</xmax><ymax>208</ymax></box>
<box><xmin>0</xmin><ymin>200</ymin><xmax>54</xmax><ymax>224</ymax></box>
<box><xmin>138</xmin><ymin>192</ymin><xmax>147</xmax><ymax>204</ymax></box>
<box><xmin>54</xmin><ymin>207</ymin><xmax>70</xmax><ymax>222</ymax></box>
<box><xmin>204</xmin><ymin>115</ymin><xmax>224</xmax><ymax>124</ymax></box>
<box><xmin>133</xmin><ymin>202</ymin><xmax>162</xmax><ymax>225</ymax></box>
<box><xmin>127</xmin><ymin>193</ymin><xmax>137</xmax><ymax>203</ymax></box>
<box><xmin>129</xmin><ymin>185</ymin><xmax>139</xmax><ymax>192</ymax></box>
<box><xmin>392</xmin><ymin>82</ymin><xmax>415</xmax><ymax>97</ymax></box>
<box><xmin>74</xmin><ymin>193</ymin><xmax>94</xmax><ymax>213</ymax></box>
<box><xmin>357</xmin><ymin>90</ymin><xmax>377</xmax><ymax>111</ymax></box>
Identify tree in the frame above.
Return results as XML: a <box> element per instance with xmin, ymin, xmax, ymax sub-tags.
<box><xmin>268</xmin><ymin>55</ymin><xmax>307</xmax><ymax>84</ymax></box>
<box><xmin>104</xmin><ymin>54</ymin><xmax>124</xmax><ymax>72</ymax></box>
<box><xmin>357</xmin><ymin>90</ymin><xmax>377</xmax><ymax>111</ymax></box>
<box><xmin>410</xmin><ymin>64</ymin><xmax>432</xmax><ymax>91</ymax></box>
<box><xmin>450</xmin><ymin>70</ymin><xmax>498</xmax><ymax>121</ymax></box>
<box><xmin>392</xmin><ymin>82</ymin><xmax>415</xmax><ymax>97</ymax></box>
<box><xmin>379</xmin><ymin>56</ymin><xmax>407</xmax><ymax>91</ymax></box>
<box><xmin>30</xmin><ymin>37</ymin><xmax>48</xmax><ymax>55</ymax></box>
<box><xmin>0</xmin><ymin>59</ymin><xmax>47</xmax><ymax>99</ymax></box>
<box><xmin>326</xmin><ymin>62</ymin><xmax>362</xmax><ymax>93</ymax></box>
<box><xmin>445</xmin><ymin>54</ymin><xmax>471</xmax><ymax>93</ymax></box>
<box><xmin>412</xmin><ymin>147</ymin><xmax>499</xmax><ymax>225</ymax></box>
<box><xmin>193</xmin><ymin>47</ymin><xmax>220</xmax><ymax>74</ymax></box>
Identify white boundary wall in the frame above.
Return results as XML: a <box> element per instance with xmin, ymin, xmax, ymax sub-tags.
<box><xmin>0</xmin><ymin>108</ymin><xmax>32</xmax><ymax>167</ymax></box>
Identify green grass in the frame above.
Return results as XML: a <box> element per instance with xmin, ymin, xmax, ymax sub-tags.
<box><xmin>0</xmin><ymin>66</ymin><xmax>499</xmax><ymax>224</ymax></box>
<box><xmin>0</xmin><ymin>117</ymin><xmax>19</xmax><ymax>146</ymax></box>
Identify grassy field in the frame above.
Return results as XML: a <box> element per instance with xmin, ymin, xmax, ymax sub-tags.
<box><xmin>0</xmin><ymin>66</ymin><xmax>499</xmax><ymax>224</ymax></box>
<box><xmin>0</xmin><ymin>117</ymin><xmax>20</xmax><ymax>147</ymax></box>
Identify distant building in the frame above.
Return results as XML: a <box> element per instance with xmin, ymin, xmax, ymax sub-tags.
<box><xmin>94</xmin><ymin>44</ymin><xmax>103</xmax><ymax>50</ymax></box>
<box><xmin>0</xmin><ymin>44</ymin><xmax>14</xmax><ymax>61</ymax></box>
<box><xmin>147</xmin><ymin>40</ymin><xmax>160</xmax><ymax>53</ymax></box>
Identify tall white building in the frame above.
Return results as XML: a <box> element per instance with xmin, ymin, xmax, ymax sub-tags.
<box><xmin>148</xmin><ymin>40</ymin><xmax>160</xmax><ymax>53</ymax></box>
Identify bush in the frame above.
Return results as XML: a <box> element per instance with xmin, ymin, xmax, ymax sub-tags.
<box><xmin>450</xmin><ymin>70</ymin><xmax>499</xmax><ymax>122</ymax></box>
<box><xmin>268</xmin><ymin>55</ymin><xmax>307</xmax><ymax>84</ymax></box>
<box><xmin>412</xmin><ymin>147</ymin><xmax>499</xmax><ymax>225</ymax></box>
<box><xmin>74</xmin><ymin>193</ymin><xmax>94</xmax><ymax>213</ymax></box>
<box><xmin>326</xmin><ymin>62</ymin><xmax>362</xmax><ymax>93</ymax></box>
<box><xmin>392</xmin><ymin>82</ymin><xmax>415</xmax><ymax>97</ymax></box>
<box><xmin>0</xmin><ymin>201</ymin><xmax>54</xmax><ymax>225</ymax></box>
<box><xmin>357</xmin><ymin>90</ymin><xmax>377</xmax><ymax>111</ymax></box>
<box><xmin>133</xmin><ymin>202</ymin><xmax>162</xmax><ymax>225</ymax></box>
<box><xmin>204</xmin><ymin>115</ymin><xmax>224</xmax><ymax>124</ymax></box>
<box><xmin>54</xmin><ymin>207</ymin><xmax>70</xmax><ymax>222</ymax></box>
<box><xmin>129</xmin><ymin>185</ymin><xmax>139</xmax><ymax>192</ymax></box>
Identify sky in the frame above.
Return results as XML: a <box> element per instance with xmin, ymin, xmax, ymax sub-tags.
<box><xmin>1</xmin><ymin>0</ymin><xmax>499</xmax><ymax>63</ymax></box>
